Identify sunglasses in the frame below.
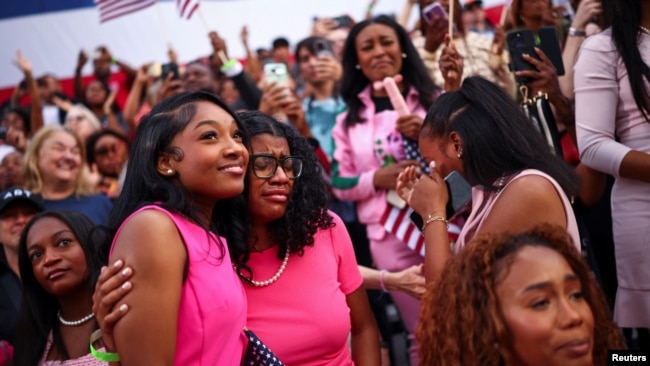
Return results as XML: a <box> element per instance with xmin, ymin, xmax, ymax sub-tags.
<box><xmin>95</xmin><ymin>142</ymin><xmax>123</xmax><ymax>157</ymax></box>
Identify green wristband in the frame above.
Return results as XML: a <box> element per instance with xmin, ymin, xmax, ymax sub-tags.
<box><xmin>111</xmin><ymin>56</ymin><xmax>117</xmax><ymax>65</ymax></box>
<box><xmin>90</xmin><ymin>329</ymin><xmax>120</xmax><ymax>362</ymax></box>
<box><xmin>222</xmin><ymin>58</ymin><xmax>237</xmax><ymax>71</ymax></box>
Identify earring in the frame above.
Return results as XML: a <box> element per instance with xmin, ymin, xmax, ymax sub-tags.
<box><xmin>402</xmin><ymin>53</ymin><xmax>407</xmax><ymax>58</ymax></box>
<box><xmin>457</xmin><ymin>148</ymin><xmax>463</xmax><ymax>158</ymax></box>
<box><xmin>355</xmin><ymin>64</ymin><xmax>361</xmax><ymax>69</ymax></box>
<box><xmin>166</xmin><ymin>169</ymin><xmax>173</xmax><ymax>175</ymax></box>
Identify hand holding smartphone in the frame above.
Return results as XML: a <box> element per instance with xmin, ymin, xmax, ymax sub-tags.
<box><xmin>506</xmin><ymin>29</ymin><xmax>540</xmax><ymax>84</ymax></box>
<box><xmin>263</xmin><ymin>62</ymin><xmax>289</xmax><ymax>89</ymax></box>
<box><xmin>409</xmin><ymin>170</ymin><xmax>472</xmax><ymax>231</ymax></box>
<box><xmin>422</xmin><ymin>2</ymin><xmax>448</xmax><ymax>24</ymax></box>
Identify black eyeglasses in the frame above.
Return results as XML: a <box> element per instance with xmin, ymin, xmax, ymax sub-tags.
<box><xmin>250</xmin><ymin>155</ymin><xmax>304</xmax><ymax>179</ymax></box>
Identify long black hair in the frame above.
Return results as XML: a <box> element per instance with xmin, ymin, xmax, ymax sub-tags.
<box><xmin>340</xmin><ymin>14</ymin><xmax>439</xmax><ymax>128</ymax></box>
<box><xmin>605</xmin><ymin>0</ymin><xmax>650</xmax><ymax>120</ymax></box>
<box><xmin>421</xmin><ymin>76</ymin><xmax>578</xmax><ymax>196</ymax></box>
<box><xmin>101</xmin><ymin>91</ymin><xmax>249</xmax><ymax>261</ymax></box>
<box><xmin>217</xmin><ymin>111</ymin><xmax>333</xmax><ymax>282</ymax></box>
<box><xmin>13</xmin><ymin>210</ymin><xmax>103</xmax><ymax>366</ymax></box>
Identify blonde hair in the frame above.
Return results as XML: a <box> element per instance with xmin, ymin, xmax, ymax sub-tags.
<box><xmin>22</xmin><ymin>125</ymin><xmax>96</xmax><ymax>196</ymax></box>
<box><xmin>65</xmin><ymin>104</ymin><xmax>102</xmax><ymax>131</ymax></box>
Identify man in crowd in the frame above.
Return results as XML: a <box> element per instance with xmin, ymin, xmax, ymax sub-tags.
<box><xmin>0</xmin><ymin>187</ymin><xmax>44</xmax><ymax>343</ymax></box>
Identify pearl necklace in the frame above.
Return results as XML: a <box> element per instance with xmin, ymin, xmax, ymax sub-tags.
<box><xmin>57</xmin><ymin>310</ymin><xmax>94</xmax><ymax>326</ymax></box>
<box><xmin>641</xmin><ymin>25</ymin><xmax>650</xmax><ymax>35</ymax></box>
<box><xmin>247</xmin><ymin>250</ymin><xmax>290</xmax><ymax>287</ymax></box>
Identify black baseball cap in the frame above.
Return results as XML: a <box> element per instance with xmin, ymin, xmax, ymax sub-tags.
<box><xmin>0</xmin><ymin>187</ymin><xmax>45</xmax><ymax>215</ymax></box>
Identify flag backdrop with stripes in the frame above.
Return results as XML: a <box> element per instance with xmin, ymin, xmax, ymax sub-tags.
<box><xmin>177</xmin><ymin>0</ymin><xmax>200</xmax><ymax>19</ymax></box>
<box><xmin>94</xmin><ymin>0</ymin><xmax>156</xmax><ymax>23</ymax></box>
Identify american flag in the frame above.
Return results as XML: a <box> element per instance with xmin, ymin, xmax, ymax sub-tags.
<box><xmin>177</xmin><ymin>0</ymin><xmax>200</xmax><ymax>19</ymax></box>
<box><xmin>380</xmin><ymin>205</ymin><xmax>462</xmax><ymax>257</ymax></box>
<box><xmin>94</xmin><ymin>0</ymin><xmax>156</xmax><ymax>23</ymax></box>
<box><xmin>242</xmin><ymin>328</ymin><xmax>285</xmax><ymax>366</ymax></box>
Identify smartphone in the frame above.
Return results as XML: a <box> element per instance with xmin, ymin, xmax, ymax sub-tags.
<box><xmin>506</xmin><ymin>29</ymin><xmax>541</xmax><ymax>84</ymax></box>
<box><xmin>538</xmin><ymin>26</ymin><xmax>565</xmax><ymax>76</ymax></box>
<box><xmin>161</xmin><ymin>62</ymin><xmax>180</xmax><ymax>80</ymax></box>
<box><xmin>409</xmin><ymin>170</ymin><xmax>472</xmax><ymax>231</ymax></box>
<box><xmin>314</xmin><ymin>39</ymin><xmax>334</xmax><ymax>58</ymax></box>
<box><xmin>422</xmin><ymin>2</ymin><xmax>448</xmax><ymax>24</ymax></box>
<box><xmin>332</xmin><ymin>15</ymin><xmax>353</xmax><ymax>29</ymax></box>
<box><xmin>0</xmin><ymin>126</ymin><xmax>7</xmax><ymax>141</ymax></box>
<box><xmin>147</xmin><ymin>63</ymin><xmax>162</xmax><ymax>78</ymax></box>
<box><xmin>263</xmin><ymin>62</ymin><xmax>289</xmax><ymax>88</ymax></box>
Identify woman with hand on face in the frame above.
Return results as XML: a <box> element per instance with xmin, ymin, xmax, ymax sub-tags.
<box><xmin>417</xmin><ymin>224</ymin><xmax>625</xmax><ymax>365</ymax></box>
<box><xmin>331</xmin><ymin>15</ymin><xmax>439</xmax><ymax>365</ymax></box>
<box><xmin>100</xmin><ymin>91</ymin><xmax>250</xmax><ymax>365</ymax></box>
<box><xmin>22</xmin><ymin>125</ymin><xmax>113</xmax><ymax>225</ymax></box>
<box><xmin>13</xmin><ymin>210</ymin><xmax>107</xmax><ymax>366</ymax></box>
<box><xmin>398</xmin><ymin>76</ymin><xmax>580</xmax><ymax>284</ymax></box>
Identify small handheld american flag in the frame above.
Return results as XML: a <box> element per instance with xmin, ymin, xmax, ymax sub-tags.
<box><xmin>242</xmin><ymin>328</ymin><xmax>285</xmax><ymax>366</ymax></box>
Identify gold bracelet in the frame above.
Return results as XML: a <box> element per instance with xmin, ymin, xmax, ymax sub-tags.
<box><xmin>421</xmin><ymin>214</ymin><xmax>448</xmax><ymax>233</ymax></box>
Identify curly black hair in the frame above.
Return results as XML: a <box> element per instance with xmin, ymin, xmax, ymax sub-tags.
<box><xmin>216</xmin><ymin>111</ymin><xmax>334</xmax><ymax>282</ymax></box>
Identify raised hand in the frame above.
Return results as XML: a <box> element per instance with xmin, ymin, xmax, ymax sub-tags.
<box><xmin>572</xmin><ymin>0</ymin><xmax>602</xmax><ymax>31</ymax></box>
<box><xmin>240</xmin><ymin>25</ymin><xmax>249</xmax><ymax>46</ymax></box>
<box><xmin>76</xmin><ymin>49</ymin><xmax>89</xmax><ymax>72</ymax></box>
<box><xmin>423</xmin><ymin>15</ymin><xmax>448</xmax><ymax>53</ymax></box>
<box><xmin>439</xmin><ymin>34</ymin><xmax>463</xmax><ymax>91</ymax></box>
<box><xmin>396</xmin><ymin>114</ymin><xmax>424</xmax><ymax>141</ymax></box>
<box><xmin>491</xmin><ymin>25</ymin><xmax>506</xmax><ymax>56</ymax></box>
<box><xmin>13</xmin><ymin>50</ymin><xmax>32</xmax><ymax>75</ymax></box>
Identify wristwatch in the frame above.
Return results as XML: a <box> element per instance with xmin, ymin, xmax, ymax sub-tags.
<box><xmin>568</xmin><ymin>27</ymin><xmax>587</xmax><ymax>37</ymax></box>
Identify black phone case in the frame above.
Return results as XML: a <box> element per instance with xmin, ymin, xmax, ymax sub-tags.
<box><xmin>161</xmin><ymin>63</ymin><xmax>180</xmax><ymax>80</ymax></box>
<box><xmin>409</xmin><ymin>171</ymin><xmax>472</xmax><ymax>231</ymax></box>
<box><xmin>538</xmin><ymin>26</ymin><xmax>565</xmax><ymax>76</ymax></box>
<box><xmin>507</xmin><ymin>29</ymin><xmax>540</xmax><ymax>84</ymax></box>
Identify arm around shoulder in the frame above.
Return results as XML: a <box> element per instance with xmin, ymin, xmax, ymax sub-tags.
<box><xmin>109</xmin><ymin>209</ymin><xmax>187</xmax><ymax>365</ymax></box>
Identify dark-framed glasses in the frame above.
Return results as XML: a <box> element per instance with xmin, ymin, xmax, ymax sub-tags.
<box><xmin>250</xmin><ymin>155</ymin><xmax>304</xmax><ymax>179</ymax></box>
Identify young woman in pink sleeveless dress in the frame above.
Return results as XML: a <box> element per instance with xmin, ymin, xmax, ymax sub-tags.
<box><xmin>99</xmin><ymin>91</ymin><xmax>250</xmax><ymax>365</ymax></box>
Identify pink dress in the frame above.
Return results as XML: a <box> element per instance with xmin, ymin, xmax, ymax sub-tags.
<box><xmin>454</xmin><ymin>169</ymin><xmax>581</xmax><ymax>253</ymax></box>
<box><xmin>110</xmin><ymin>205</ymin><xmax>247</xmax><ymax>365</ymax></box>
<box><xmin>243</xmin><ymin>212</ymin><xmax>363</xmax><ymax>365</ymax></box>
<box><xmin>575</xmin><ymin>29</ymin><xmax>650</xmax><ymax>327</ymax></box>
<box><xmin>39</xmin><ymin>332</ymin><xmax>107</xmax><ymax>365</ymax></box>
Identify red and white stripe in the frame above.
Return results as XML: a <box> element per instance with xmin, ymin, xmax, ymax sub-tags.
<box><xmin>380</xmin><ymin>205</ymin><xmax>462</xmax><ymax>257</ymax></box>
<box><xmin>94</xmin><ymin>0</ymin><xmax>156</xmax><ymax>23</ymax></box>
<box><xmin>177</xmin><ymin>0</ymin><xmax>200</xmax><ymax>19</ymax></box>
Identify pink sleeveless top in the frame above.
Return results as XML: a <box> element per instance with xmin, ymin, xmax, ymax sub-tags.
<box><xmin>110</xmin><ymin>205</ymin><xmax>247</xmax><ymax>365</ymax></box>
<box><xmin>453</xmin><ymin>169</ymin><xmax>581</xmax><ymax>253</ymax></box>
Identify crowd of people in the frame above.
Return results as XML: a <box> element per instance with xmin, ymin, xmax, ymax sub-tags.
<box><xmin>0</xmin><ymin>0</ymin><xmax>648</xmax><ymax>364</ymax></box>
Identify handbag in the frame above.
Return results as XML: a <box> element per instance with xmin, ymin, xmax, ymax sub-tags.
<box><xmin>519</xmin><ymin>85</ymin><xmax>564</xmax><ymax>158</ymax></box>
